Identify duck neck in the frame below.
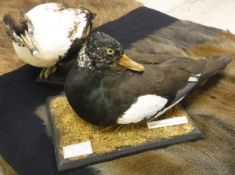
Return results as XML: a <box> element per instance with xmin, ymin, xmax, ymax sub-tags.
<box><xmin>77</xmin><ymin>46</ymin><xmax>94</xmax><ymax>69</ymax></box>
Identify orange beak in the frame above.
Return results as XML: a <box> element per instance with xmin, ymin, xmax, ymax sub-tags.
<box><xmin>118</xmin><ymin>54</ymin><xmax>145</xmax><ymax>72</ymax></box>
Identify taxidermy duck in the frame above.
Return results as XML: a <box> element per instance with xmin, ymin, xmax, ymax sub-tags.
<box><xmin>3</xmin><ymin>3</ymin><xmax>95</xmax><ymax>79</ymax></box>
<box><xmin>65</xmin><ymin>31</ymin><xmax>230</xmax><ymax>126</ymax></box>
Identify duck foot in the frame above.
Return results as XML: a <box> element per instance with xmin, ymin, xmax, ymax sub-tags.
<box><xmin>39</xmin><ymin>66</ymin><xmax>57</xmax><ymax>80</ymax></box>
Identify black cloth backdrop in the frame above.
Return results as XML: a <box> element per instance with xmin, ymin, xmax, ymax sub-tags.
<box><xmin>0</xmin><ymin>7</ymin><xmax>177</xmax><ymax>175</ymax></box>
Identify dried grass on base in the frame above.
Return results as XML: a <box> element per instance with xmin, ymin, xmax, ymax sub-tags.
<box><xmin>49</xmin><ymin>96</ymin><xmax>194</xmax><ymax>157</ymax></box>
<box><xmin>0</xmin><ymin>156</ymin><xmax>16</xmax><ymax>175</ymax></box>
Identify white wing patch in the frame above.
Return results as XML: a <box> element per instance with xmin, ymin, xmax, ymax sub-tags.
<box><xmin>117</xmin><ymin>95</ymin><xmax>168</xmax><ymax>124</ymax></box>
<box><xmin>188</xmin><ymin>73</ymin><xmax>201</xmax><ymax>82</ymax></box>
<box><xmin>153</xmin><ymin>96</ymin><xmax>185</xmax><ymax>119</ymax></box>
<box><xmin>188</xmin><ymin>76</ymin><xmax>198</xmax><ymax>82</ymax></box>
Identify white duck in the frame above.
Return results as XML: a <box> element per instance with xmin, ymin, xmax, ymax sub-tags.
<box><xmin>3</xmin><ymin>3</ymin><xmax>95</xmax><ymax>79</ymax></box>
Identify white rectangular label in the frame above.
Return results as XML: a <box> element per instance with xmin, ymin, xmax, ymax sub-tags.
<box><xmin>63</xmin><ymin>140</ymin><xmax>93</xmax><ymax>159</ymax></box>
<box><xmin>147</xmin><ymin>116</ymin><xmax>188</xmax><ymax>129</ymax></box>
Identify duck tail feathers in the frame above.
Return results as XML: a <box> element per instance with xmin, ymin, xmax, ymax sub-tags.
<box><xmin>199</xmin><ymin>55</ymin><xmax>231</xmax><ymax>82</ymax></box>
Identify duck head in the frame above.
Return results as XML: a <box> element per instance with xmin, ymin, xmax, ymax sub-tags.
<box><xmin>3</xmin><ymin>12</ymin><xmax>38</xmax><ymax>55</ymax></box>
<box><xmin>77</xmin><ymin>32</ymin><xmax>145</xmax><ymax>72</ymax></box>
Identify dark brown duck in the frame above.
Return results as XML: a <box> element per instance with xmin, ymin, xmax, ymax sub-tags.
<box><xmin>65</xmin><ymin>31</ymin><xmax>230</xmax><ymax>126</ymax></box>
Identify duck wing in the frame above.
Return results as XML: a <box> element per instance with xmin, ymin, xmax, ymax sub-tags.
<box><xmin>130</xmin><ymin>54</ymin><xmax>230</xmax><ymax>116</ymax></box>
<box><xmin>112</xmin><ymin>54</ymin><xmax>230</xmax><ymax>122</ymax></box>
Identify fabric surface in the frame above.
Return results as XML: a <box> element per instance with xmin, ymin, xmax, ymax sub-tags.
<box><xmin>0</xmin><ymin>66</ymin><xmax>96</xmax><ymax>175</ymax></box>
<box><xmin>0</xmin><ymin>5</ymin><xmax>235</xmax><ymax>175</ymax></box>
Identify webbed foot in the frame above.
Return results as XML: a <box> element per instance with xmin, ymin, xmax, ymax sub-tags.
<box><xmin>39</xmin><ymin>66</ymin><xmax>57</xmax><ymax>80</ymax></box>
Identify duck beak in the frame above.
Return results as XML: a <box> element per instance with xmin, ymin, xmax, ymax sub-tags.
<box><xmin>118</xmin><ymin>54</ymin><xmax>145</xmax><ymax>72</ymax></box>
<box><xmin>21</xmin><ymin>31</ymin><xmax>38</xmax><ymax>55</ymax></box>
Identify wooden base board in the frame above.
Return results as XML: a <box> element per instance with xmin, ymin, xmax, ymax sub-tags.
<box><xmin>47</xmin><ymin>95</ymin><xmax>202</xmax><ymax>172</ymax></box>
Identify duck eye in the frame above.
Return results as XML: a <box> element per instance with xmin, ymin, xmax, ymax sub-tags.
<box><xmin>106</xmin><ymin>48</ymin><xmax>115</xmax><ymax>56</ymax></box>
